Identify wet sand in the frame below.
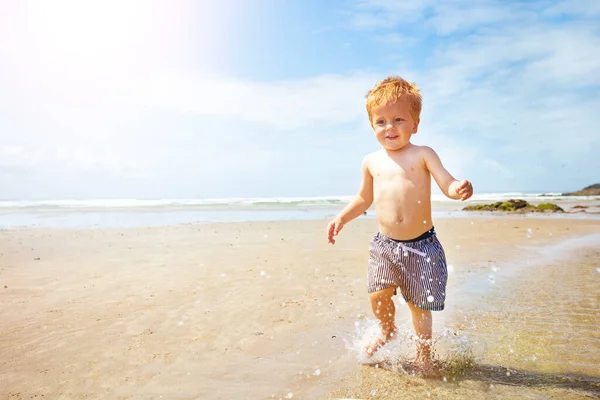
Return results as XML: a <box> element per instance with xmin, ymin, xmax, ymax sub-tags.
<box><xmin>1</xmin><ymin>216</ymin><xmax>599</xmax><ymax>399</ymax></box>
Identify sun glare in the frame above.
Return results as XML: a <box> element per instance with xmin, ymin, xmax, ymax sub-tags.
<box><xmin>0</xmin><ymin>0</ymin><xmax>238</xmax><ymax>112</ymax></box>
<box><xmin>25</xmin><ymin>1</ymin><xmax>178</xmax><ymax>75</ymax></box>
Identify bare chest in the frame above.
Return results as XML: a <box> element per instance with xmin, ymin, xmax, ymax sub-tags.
<box><xmin>371</xmin><ymin>158</ymin><xmax>428</xmax><ymax>190</ymax></box>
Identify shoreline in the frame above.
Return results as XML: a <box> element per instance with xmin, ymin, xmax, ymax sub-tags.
<box><xmin>2</xmin><ymin>208</ymin><xmax>600</xmax><ymax>231</ymax></box>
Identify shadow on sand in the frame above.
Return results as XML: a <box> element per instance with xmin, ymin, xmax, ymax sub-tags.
<box><xmin>374</xmin><ymin>361</ymin><xmax>600</xmax><ymax>397</ymax></box>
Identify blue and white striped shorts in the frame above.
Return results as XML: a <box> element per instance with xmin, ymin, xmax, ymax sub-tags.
<box><xmin>367</xmin><ymin>229</ymin><xmax>448</xmax><ymax>311</ymax></box>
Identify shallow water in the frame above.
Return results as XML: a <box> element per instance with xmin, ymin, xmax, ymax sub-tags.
<box><xmin>328</xmin><ymin>246</ymin><xmax>600</xmax><ymax>400</ymax></box>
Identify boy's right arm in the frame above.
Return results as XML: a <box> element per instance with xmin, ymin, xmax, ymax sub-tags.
<box><xmin>327</xmin><ymin>157</ymin><xmax>374</xmax><ymax>244</ymax></box>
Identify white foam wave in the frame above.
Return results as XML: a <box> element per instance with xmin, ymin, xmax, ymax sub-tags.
<box><xmin>0</xmin><ymin>196</ymin><xmax>355</xmax><ymax>209</ymax></box>
<box><xmin>1</xmin><ymin>192</ymin><xmax>592</xmax><ymax>210</ymax></box>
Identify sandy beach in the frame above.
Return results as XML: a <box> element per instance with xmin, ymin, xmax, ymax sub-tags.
<box><xmin>1</xmin><ymin>216</ymin><xmax>599</xmax><ymax>399</ymax></box>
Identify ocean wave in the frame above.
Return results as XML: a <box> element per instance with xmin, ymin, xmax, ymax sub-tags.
<box><xmin>0</xmin><ymin>196</ymin><xmax>355</xmax><ymax>210</ymax></box>
<box><xmin>0</xmin><ymin>193</ymin><xmax>594</xmax><ymax>210</ymax></box>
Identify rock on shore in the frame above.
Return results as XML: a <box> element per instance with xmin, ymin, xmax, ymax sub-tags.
<box><xmin>463</xmin><ymin>199</ymin><xmax>564</xmax><ymax>213</ymax></box>
<box><xmin>562</xmin><ymin>184</ymin><xmax>600</xmax><ymax>196</ymax></box>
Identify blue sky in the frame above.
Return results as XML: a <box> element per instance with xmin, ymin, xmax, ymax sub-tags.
<box><xmin>0</xmin><ymin>0</ymin><xmax>599</xmax><ymax>200</ymax></box>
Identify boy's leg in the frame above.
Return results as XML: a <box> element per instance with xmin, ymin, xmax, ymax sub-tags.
<box><xmin>366</xmin><ymin>286</ymin><xmax>398</xmax><ymax>357</ymax></box>
<box><xmin>406</xmin><ymin>302</ymin><xmax>433</xmax><ymax>364</ymax></box>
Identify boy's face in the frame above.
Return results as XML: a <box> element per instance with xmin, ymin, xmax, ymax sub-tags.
<box><xmin>370</xmin><ymin>99</ymin><xmax>419</xmax><ymax>151</ymax></box>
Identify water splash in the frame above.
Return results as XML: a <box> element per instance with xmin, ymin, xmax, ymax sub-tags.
<box><xmin>346</xmin><ymin>318</ymin><xmax>479</xmax><ymax>377</ymax></box>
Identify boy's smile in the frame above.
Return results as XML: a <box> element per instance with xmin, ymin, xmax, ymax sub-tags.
<box><xmin>371</xmin><ymin>100</ymin><xmax>419</xmax><ymax>151</ymax></box>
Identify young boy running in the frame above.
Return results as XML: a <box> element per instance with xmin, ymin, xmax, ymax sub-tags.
<box><xmin>326</xmin><ymin>76</ymin><xmax>473</xmax><ymax>369</ymax></box>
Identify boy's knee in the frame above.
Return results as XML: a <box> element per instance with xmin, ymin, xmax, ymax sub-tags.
<box><xmin>369</xmin><ymin>288</ymin><xmax>395</xmax><ymax>308</ymax></box>
<box><xmin>408</xmin><ymin>301</ymin><xmax>431</xmax><ymax>315</ymax></box>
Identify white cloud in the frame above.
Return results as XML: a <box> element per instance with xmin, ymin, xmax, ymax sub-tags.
<box><xmin>544</xmin><ymin>0</ymin><xmax>600</xmax><ymax>17</ymax></box>
<box><xmin>0</xmin><ymin>0</ymin><xmax>598</xmax><ymax>198</ymax></box>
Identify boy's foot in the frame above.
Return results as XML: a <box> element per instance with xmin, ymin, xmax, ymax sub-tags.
<box><xmin>365</xmin><ymin>328</ymin><xmax>398</xmax><ymax>358</ymax></box>
<box><xmin>365</xmin><ymin>337</ymin><xmax>387</xmax><ymax>358</ymax></box>
<box><xmin>412</xmin><ymin>355</ymin><xmax>438</xmax><ymax>376</ymax></box>
<box><xmin>414</xmin><ymin>358</ymin><xmax>435</xmax><ymax>372</ymax></box>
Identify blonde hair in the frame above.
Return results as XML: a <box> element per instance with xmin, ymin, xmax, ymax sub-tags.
<box><xmin>365</xmin><ymin>75</ymin><xmax>422</xmax><ymax>122</ymax></box>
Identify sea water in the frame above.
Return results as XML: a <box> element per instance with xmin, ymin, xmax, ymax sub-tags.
<box><xmin>1</xmin><ymin>193</ymin><xmax>598</xmax><ymax>229</ymax></box>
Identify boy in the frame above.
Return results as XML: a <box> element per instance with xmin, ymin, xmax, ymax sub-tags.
<box><xmin>326</xmin><ymin>76</ymin><xmax>473</xmax><ymax>369</ymax></box>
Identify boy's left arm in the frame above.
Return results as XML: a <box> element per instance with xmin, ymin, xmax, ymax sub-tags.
<box><xmin>422</xmin><ymin>146</ymin><xmax>473</xmax><ymax>201</ymax></box>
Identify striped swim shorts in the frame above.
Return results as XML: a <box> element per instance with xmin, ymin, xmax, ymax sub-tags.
<box><xmin>367</xmin><ymin>228</ymin><xmax>448</xmax><ymax>311</ymax></box>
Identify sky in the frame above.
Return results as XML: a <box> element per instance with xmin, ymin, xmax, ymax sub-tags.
<box><xmin>0</xmin><ymin>0</ymin><xmax>599</xmax><ymax>200</ymax></box>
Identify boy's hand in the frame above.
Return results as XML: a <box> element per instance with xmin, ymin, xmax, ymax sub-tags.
<box><xmin>327</xmin><ymin>218</ymin><xmax>344</xmax><ymax>244</ymax></box>
<box><xmin>456</xmin><ymin>180</ymin><xmax>473</xmax><ymax>201</ymax></box>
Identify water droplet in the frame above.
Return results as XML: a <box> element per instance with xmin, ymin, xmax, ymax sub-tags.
<box><xmin>313</xmin><ymin>369</ymin><xmax>321</xmax><ymax>376</ymax></box>
<box><xmin>427</xmin><ymin>295</ymin><xmax>435</xmax><ymax>302</ymax></box>
<box><xmin>418</xmin><ymin>200</ymin><xmax>422</xmax><ymax>204</ymax></box>
<box><xmin>423</xmin><ymin>220</ymin><xmax>427</xmax><ymax>224</ymax></box>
